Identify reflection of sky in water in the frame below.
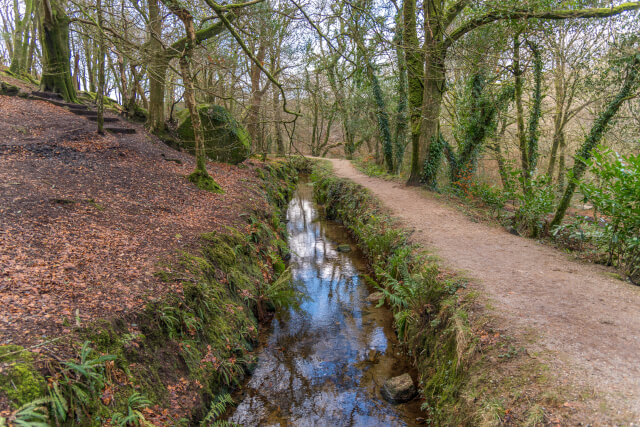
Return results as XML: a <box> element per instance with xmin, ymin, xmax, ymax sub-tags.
<box><xmin>228</xmin><ymin>184</ymin><xmax>413</xmax><ymax>427</ymax></box>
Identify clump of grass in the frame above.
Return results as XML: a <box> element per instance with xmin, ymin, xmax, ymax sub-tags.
<box><xmin>188</xmin><ymin>168</ymin><xmax>224</xmax><ymax>193</ymax></box>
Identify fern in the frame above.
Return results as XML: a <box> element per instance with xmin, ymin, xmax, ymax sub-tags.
<box><xmin>2</xmin><ymin>397</ymin><xmax>51</xmax><ymax>427</ymax></box>
<box><xmin>200</xmin><ymin>393</ymin><xmax>234</xmax><ymax>426</ymax></box>
<box><xmin>265</xmin><ymin>267</ymin><xmax>299</xmax><ymax>310</ymax></box>
<box><xmin>111</xmin><ymin>392</ymin><xmax>151</xmax><ymax>427</ymax></box>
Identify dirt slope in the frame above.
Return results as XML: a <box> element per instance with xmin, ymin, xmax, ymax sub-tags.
<box><xmin>0</xmin><ymin>94</ymin><xmax>269</xmax><ymax>348</ymax></box>
<box><xmin>327</xmin><ymin>158</ymin><xmax>640</xmax><ymax>424</ymax></box>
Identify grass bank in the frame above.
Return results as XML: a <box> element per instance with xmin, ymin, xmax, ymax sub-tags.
<box><xmin>310</xmin><ymin>159</ymin><xmax>556</xmax><ymax>426</ymax></box>
<box><xmin>0</xmin><ymin>161</ymin><xmax>298</xmax><ymax>426</ymax></box>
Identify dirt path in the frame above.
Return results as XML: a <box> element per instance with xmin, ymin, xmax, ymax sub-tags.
<box><xmin>326</xmin><ymin>158</ymin><xmax>640</xmax><ymax>423</ymax></box>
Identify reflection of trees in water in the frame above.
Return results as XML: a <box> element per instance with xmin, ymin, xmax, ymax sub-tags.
<box><xmin>231</xmin><ymin>186</ymin><xmax>408</xmax><ymax>426</ymax></box>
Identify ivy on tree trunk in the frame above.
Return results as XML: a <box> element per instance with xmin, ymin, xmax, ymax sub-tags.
<box><xmin>551</xmin><ymin>54</ymin><xmax>639</xmax><ymax>227</ymax></box>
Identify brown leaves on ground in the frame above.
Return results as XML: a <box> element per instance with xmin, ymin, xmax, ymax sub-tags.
<box><xmin>0</xmin><ymin>94</ymin><xmax>271</xmax><ymax>348</ymax></box>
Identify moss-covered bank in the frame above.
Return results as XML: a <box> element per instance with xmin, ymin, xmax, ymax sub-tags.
<box><xmin>0</xmin><ymin>161</ymin><xmax>298</xmax><ymax>426</ymax></box>
<box><xmin>310</xmin><ymin>160</ymin><xmax>551</xmax><ymax>426</ymax></box>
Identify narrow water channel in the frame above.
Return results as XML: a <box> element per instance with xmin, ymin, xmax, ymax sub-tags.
<box><xmin>228</xmin><ymin>180</ymin><xmax>422</xmax><ymax>426</ymax></box>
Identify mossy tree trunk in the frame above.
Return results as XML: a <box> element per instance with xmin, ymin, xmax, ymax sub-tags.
<box><xmin>160</xmin><ymin>0</ymin><xmax>221</xmax><ymax>192</ymax></box>
<box><xmin>513</xmin><ymin>33</ymin><xmax>529</xmax><ymax>190</ymax></box>
<box><xmin>403</xmin><ymin>0</ymin><xmax>423</xmax><ymax>185</ymax></box>
<box><xmin>247</xmin><ymin>41</ymin><xmax>268</xmax><ymax>154</ymax></box>
<box><xmin>393</xmin><ymin>10</ymin><xmax>408</xmax><ymax>174</ymax></box>
<box><xmin>273</xmin><ymin>88</ymin><xmax>285</xmax><ymax>156</ymax></box>
<box><xmin>38</xmin><ymin>0</ymin><xmax>76</xmax><ymax>102</ymax></box>
<box><xmin>95</xmin><ymin>0</ymin><xmax>106</xmax><ymax>134</ymax></box>
<box><xmin>146</xmin><ymin>0</ymin><xmax>167</xmax><ymax>133</ymax></box>
<box><xmin>551</xmin><ymin>54</ymin><xmax>639</xmax><ymax>227</ymax></box>
<box><xmin>26</xmin><ymin>17</ymin><xmax>38</xmax><ymax>74</ymax></box>
<box><xmin>10</xmin><ymin>0</ymin><xmax>34</xmax><ymax>74</ymax></box>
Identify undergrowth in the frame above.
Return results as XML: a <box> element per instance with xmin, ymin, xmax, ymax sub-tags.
<box><xmin>0</xmin><ymin>161</ymin><xmax>298</xmax><ymax>426</ymax></box>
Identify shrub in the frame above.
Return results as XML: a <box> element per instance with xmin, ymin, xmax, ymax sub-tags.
<box><xmin>578</xmin><ymin>148</ymin><xmax>640</xmax><ymax>284</ymax></box>
<box><xmin>469</xmin><ymin>181</ymin><xmax>508</xmax><ymax>215</ymax></box>
<box><xmin>514</xmin><ymin>175</ymin><xmax>556</xmax><ymax>237</ymax></box>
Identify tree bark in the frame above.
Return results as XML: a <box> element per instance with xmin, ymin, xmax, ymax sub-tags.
<box><xmin>39</xmin><ymin>0</ymin><xmax>77</xmax><ymax>101</ymax></box>
<box><xmin>547</xmin><ymin>59</ymin><xmax>566</xmax><ymax>178</ymax></box>
<box><xmin>403</xmin><ymin>0</ymin><xmax>424</xmax><ymax>184</ymax></box>
<box><xmin>146</xmin><ymin>0</ymin><xmax>167</xmax><ymax>132</ymax></box>
<box><xmin>393</xmin><ymin>10</ymin><xmax>408</xmax><ymax>174</ymax></box>
<box><xmin>551</xmin><ymin>55</ymin><xmax>639</xmax><ymax>227</ymax></box>
<box><xmin>26</xmin><ymin>18</ymin><xmax>37</xmax><ymax>74</ymax></box>
<box><xmin>273</xmin><ymin>88</ymin><xmax>285</xmax><ymax>156</ymax></box>
<box><xmin>247</xmin><ymin>41</ymin><xmax>267</xmax><ymax>153</ymax></box>
<box><xmin>10</xmin><ymin>0</ymin><xmax>34</xmax><ymax>74</ymax></box>
<box><xmin>96</xmin><ymin>0</ymin><xmax>105</xmax><ymax>134</ymax></box>
<box><xmin>513</xmin><ymin>34</ymin><xmax>529</xmax><ymax>182</ymax></box>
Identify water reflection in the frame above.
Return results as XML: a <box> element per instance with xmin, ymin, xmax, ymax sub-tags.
<box><xmin>228</xmin><ymin>181</ymin><xmax>421</xmax><ymax>426</ymax></box>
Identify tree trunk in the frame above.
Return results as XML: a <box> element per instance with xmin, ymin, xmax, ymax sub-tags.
<box><xmin>72</xmin><ymin>51</ymin><xmax>80</xmax><ymax>90</ymax></box>
<box><xmin>26</xmin><ymin>18</ymin><xmax>37</xmax><ymax>74</ymax></box>
<box><xmin>273</xmin><ymin>88</ymin><xmax>285</xmax><ymax>157</ymax></box>
<box><xmin>547</xmin><ymin>54</ymin><xmax>566</xmax><ymax>178</ymax></box>
<box><xmin>10</xmin><ymin>0</ymin><xmax>34</xmax><ymax>74</ymax></box>
<box><xmin>557</xmin><ymin>133</ymin><xmax>566</xmax><ymax>192</ymax></box>
<box><xmin>393</xmin><ymin>10</ymin><xmax>408</xmax><ymax>174</ymax></box>
<box><xmin>180</xmin><ymin>55</ymin><xmax>207</xmax><ymax>171</ymax></box>
<box><xmin>116</xmin><ymin>52</ymin><xmax>129</xmax><ymax>110</ymax></box>
<box><xmin>81</xmin><ymin>33</ymin><xmax>95</xmax><ymax>92</ymax></box>
<box><xmin>417</xmin><ymin>48</ymin><xmax>445</xmax><ymax>184</ymax></box>
<box><xmin>247</xmin><ymin>42</ymin><xmax>266</xmax><ymax>152</ymax></box>
<box><xmin>39</xmin><ymin>0</ymin><xmax>76</xmax><ymax>101</ymax></box>
<box><xmin>526</xmin><ymin>41</ymin><xmax>542</xmax><ymax>174</ymax></box>
<box><xmin>96</xmin><ymin>0</ymin><xmax>105</xmax><ymax>134</ymax></box>
<box><xmin>403</xmin><ymin>0</ymin><xmax>424</xmax><ymax>184</ymax></box>
<box><xmin>367</xmin><ymin>64</ymin><xmax>394</xmax><ymax>172</ymax></box>
<box><xmin>513</xmin><ymin>34</ymin><xmax>529</xmax><ymax>185</ymax></box>
<box><xmin>551</xmin><ymin>55</ymin><xmax>639</xmax><ymax>227</ymax></box>
<box><xmin>146</xmin><ymin>0</ymin><xmax>167</xmax><ymax>132</ymax></box>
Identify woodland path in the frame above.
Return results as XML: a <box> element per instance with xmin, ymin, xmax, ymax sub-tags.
<box><xmin>325</xmin><ymin>158</ymin><xmax>640</xmax><ymax>423</ymax></box>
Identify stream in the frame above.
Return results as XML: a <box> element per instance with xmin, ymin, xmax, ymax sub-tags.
<box><xmin>227</xmin><ymin>180</ymin><xmax>423</xmax><ymax>426</ymax></box>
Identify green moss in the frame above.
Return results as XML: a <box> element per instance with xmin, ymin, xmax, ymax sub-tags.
<box><xmin>188</xmin><ymin>168</ymin><xmax>224</xmax><ymax>193</ymax></box>
<box><xmin>177</xmin><ymin>105</ymin><xmax>250</xmax><ymax>165</ymax></box>
<box><xmin>0</xmin><ymin>345</ymin><xmax>46</xmax><ymax>407</ymax></box>
<box><xmin>201</xmin><ymin>234</ymin><xmax>237</xmax><ymax>267</ymax></box>
<box><xmin>126</xmin><ymin>103</ymin><xmax>147</xmax><ymax>122</ymax></box>
<box><xmin>0</xmin><ymin>81</ymin><xmax>20</xmax><ymax>96</ymax></box>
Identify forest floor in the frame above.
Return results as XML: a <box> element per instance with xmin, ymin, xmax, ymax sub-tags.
<box><xmin>0</xmin><ymin>92</ymin><xmax>270</xmax><ymax>349</ymax></box>
<box><xmin>326</xmin><ymin>158</ymin><xmax>640</xmax><ymax>424</ymax></box>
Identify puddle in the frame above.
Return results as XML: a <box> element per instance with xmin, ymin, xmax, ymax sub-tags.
<box><xmin>227</xmin><ymin>179</ymin><xmax>423</xmax><ymax>426</ymax></box>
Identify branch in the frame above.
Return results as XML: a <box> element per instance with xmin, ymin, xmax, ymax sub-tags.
<box><xmin>71</xmin><ymin>18</ymin><xmax>139</xmax><ymax>51</ymax></box>
<box><xmin>207</xmin><ymin>0</ymin><xmax>301</xmax><ymax>119</ymax></box>
<box><xmin>444</xmin><ymin>2</ymin><xmax>640</xmax><ymax>50</ymax></box>
<box><xmin>167</xmin><ymin>18</ymin><xmax>228</xmax><ymax>57</ymax></box>
<box><xmin>219</xmin><ymin>0</ymin><xmax>265</xmax><ymax>9</ymax></box>
<box><xmin>443</xmin><ymin>0</ymin><xmax>471</xmax><ymax>28</ymax></box>
<box><xmin>288</xmin><ymin>0</ymin><xmax>356</xmax><ymax>66</ymax></box>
